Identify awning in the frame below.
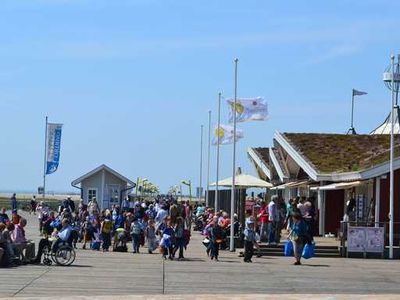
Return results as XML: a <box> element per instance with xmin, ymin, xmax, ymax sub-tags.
<box><xmin>210</xmin><ymin>173</ymin><xmax>273</xmax><ymax>188</ymax></box>
<box><xmin>270</xmin><ymin>180</ymin><xmax>313</xmax><ymax>190</ymax></box>
<box><xmin>310</xmin><ymin>181</ymin><xmax>363</xmax><ymax>191</ymax></box>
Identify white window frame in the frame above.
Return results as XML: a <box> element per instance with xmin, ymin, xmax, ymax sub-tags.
<box><xmin>88</xmin><ymin>188</ymin><xmax>98</xmax><ymax>202</ymax></box>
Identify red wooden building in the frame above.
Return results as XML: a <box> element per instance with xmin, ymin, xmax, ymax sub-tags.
<box><xmin>248</xmin><ymin>132</ymin><xmax>400</xmax><ymax>238</ymax></box>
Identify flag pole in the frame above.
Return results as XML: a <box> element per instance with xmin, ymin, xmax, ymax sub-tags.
<box><xmin>389</xmin><ymin>54</ymin><xmax>395</xmax><ymax>259</ymax></box>
<box><xmin>199</xmin><ymin>125</ymin><xmax>204</xmax><ymax>203</ymax></box>
<box><xmin>43</xmin><ymin>116</ymin><xmax>48</xmax><ymax>200</ymax></box>
<box><xmin>206</xmin><ymin>110</ymin><xmax>211</xmax><ymax>207</ymax></box>
<box><xmin>350</xmin><ymin>89</ymin><xmax>356</xmax><ymax>134</ymax></box>
<box><xmin>215</xmin><ymin>92</ymin><xmax>222</xmax><ymax>212</ymax></box>
<box><xmin>230</xmin><ymin>58</ymin><xmax>238</xmax><ymax>252</ymax></box>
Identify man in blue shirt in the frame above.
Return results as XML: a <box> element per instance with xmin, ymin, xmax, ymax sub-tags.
<box><xmin>33</xmin><ymin>219</ymin><xmax>73</xmax><ymax>264</ymax></box>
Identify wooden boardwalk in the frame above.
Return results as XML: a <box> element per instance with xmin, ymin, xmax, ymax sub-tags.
<box><xmin>0</xmin><ymin>211</ymin><xmax>400</xmax><ymax>298</ymax></box>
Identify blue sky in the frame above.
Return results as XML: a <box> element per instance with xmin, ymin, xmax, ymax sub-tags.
<box><xmin>0</xmin><ymin>0</ymin><xmax>400</xmax><ymax>193</ymax></box>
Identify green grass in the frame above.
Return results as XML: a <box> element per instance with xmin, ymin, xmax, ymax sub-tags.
<box><xmin>0</xmin><ymin>197</ymin><xmax>76</xmax><ymax>212</ymax></box>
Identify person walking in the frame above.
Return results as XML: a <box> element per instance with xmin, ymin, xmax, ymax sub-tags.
<box><xmin>146</xmin><ymin>219</ymin><xmax>157</xmax><ymax>254</ymax></box>
<box><xmin>10</xmin><ymin>194</ymin><xmax>17</xmax><ymax>211</ymax></box>
<box><xmin>243</xmin><ymin>219</ymin><xmax>259</xmax><ymax>263</ymax></box>
<box><xmin>30</xmin><ymin>196</ymin><xmax>37</xmax><ymax>215</ymax></box>
<box><xmin>100</xmin><ymin>213</ymin><xmax>113</xmax><ymax>252</ymax></box>
<box><xmin>130</xmin><ymin>218</ymin><xmax>142</xmax><ymax>253</ymax></box>
<box><xmin>288</xmin><ymin>213</ymin><xmax>308</xmax><ymax>265</ymax></box>
<box><xmin>207</xmin><ymin>216</ymin><xmax>223</xmax><ymax>261</ymax></box>
<box><xmin>174</xmin><ymin>217</ymin><xmax>185</xmax><ymax>260</ymax></box>
<box><xmin>267</xmin><ymin>196</ymin><xmax>277</xmax><ymax>245</ymax></box>
<box><xmin>258</xmin><ymin>201</ymin><xmax>269</xmax><ymax>242</ymax></box>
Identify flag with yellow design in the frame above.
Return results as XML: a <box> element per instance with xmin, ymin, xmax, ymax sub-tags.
<box><xmin>212</xmin><ymin>124</ymin><xmax>244</xmax><ymax>145</ymax></box>
<box><xmin>227</xmin><ymin>97</ymin><xmax>268</xmax><ymax>123</ymax></box>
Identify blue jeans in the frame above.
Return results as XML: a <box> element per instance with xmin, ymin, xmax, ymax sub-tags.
<box><xmin>268</xmin><ymin>222</ymin><xmax>276</xmax><ymax>243</ymax></box>
<box><xmin>131</xmin><ymin>234</ymin><xmax>140</xmax><ymax>253</ymax></box>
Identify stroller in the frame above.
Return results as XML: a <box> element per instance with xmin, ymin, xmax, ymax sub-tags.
<box><xmin>113</xmin><ymin>228</ymin><xmax>128</xmax><ymax>252</ymax></box>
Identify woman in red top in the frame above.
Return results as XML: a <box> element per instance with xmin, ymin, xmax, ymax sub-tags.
<box><xmin>258</xmin><ymin>202</ymin><xmax>269</xmax><ymax>242</ymax></box>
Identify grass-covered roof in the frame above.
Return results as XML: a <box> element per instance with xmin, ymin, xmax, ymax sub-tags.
<box><xmin>253</xmin><ymin>147</ymin><xmax>270</xmax><ymax>165</ymax></box>
<box><xmin>282</xmin><ymin>133</ymin><xmax>400</xmax><ymax>173</ymax></box>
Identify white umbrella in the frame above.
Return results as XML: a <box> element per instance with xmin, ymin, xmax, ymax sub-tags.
<box><xmin>210</xmin><ymin>173</ymin><xmax>273</xmax><ymax>188</ymax></box>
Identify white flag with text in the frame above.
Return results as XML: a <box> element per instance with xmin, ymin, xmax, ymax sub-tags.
<box><xmin>227</xmin><ymin>97</ymin><xmax>268</xmax><ymax>123</ymax></box>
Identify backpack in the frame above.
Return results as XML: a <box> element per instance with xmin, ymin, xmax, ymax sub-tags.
<box><xmin>102</xmin><ymin>220</ymin><xmax>113</xmax><ymax>234</ymax></box>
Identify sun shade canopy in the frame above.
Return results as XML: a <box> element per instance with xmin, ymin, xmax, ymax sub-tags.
<box><xmin>211</xmin><ymin>173</ymin><xmax>273</xmax><ymax>188</ymax></box>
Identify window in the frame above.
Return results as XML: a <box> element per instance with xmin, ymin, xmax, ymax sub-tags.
<box><xmin>88</xmin><ymin>189</ymin><xmax>97</xmax><ymax>202</ymax></box>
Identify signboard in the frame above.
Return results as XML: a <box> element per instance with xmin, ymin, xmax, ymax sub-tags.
<box><xmin>347</xmin><ymin>226</ymin><xmax>385</xmax><ymax>254</ymax></box>
<box><xmin>38</xmin><ymin>187</ymin><xmax>44</xmax><ymax>195</ymax></box>
<box><xmin>347</xmin><ymin>227</ymin><xmax>366</xmax><ymax>252</ymax></box>
<box><xmin>365</xmin><ymin>227</ymin><xmax>385</xmax><ymax>253</ymax></box>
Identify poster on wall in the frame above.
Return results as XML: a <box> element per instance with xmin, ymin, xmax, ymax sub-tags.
<box><xmin>347</xmin><ymin>227</ymin><xmax>366</xmax><ymax>252</ymax></box>
<box><xmin>365</xmin><ymin>227</ymin><xmax>385</xmax><ymax>253</ymax></box>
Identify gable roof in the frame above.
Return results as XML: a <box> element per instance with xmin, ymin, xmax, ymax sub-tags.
<box><xmin>71</xmin><ymin>164</ymin><xmax>135</xmax><ymax>186</ymax></box>
<box><xmin>248</xmin><ymin>147</ymin><xmax>271</xmax><ymax>179</ymax></box>
<box><xmin>280</xmin><ymin>132</ymin><xmax>400</xmax><ymax>174</ymax></box>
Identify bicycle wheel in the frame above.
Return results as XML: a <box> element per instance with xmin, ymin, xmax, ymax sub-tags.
<box><xmin>54</xmin><ymin>246</ymin><xmax>76</xmax><ymax>266</ymax></box>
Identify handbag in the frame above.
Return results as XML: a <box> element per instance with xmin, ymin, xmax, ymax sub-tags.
<box><xmin>284</xmin><ymin>240</ymin><xmax>294</xmax><ymax>257</ymax></box>
<box><xmin>302</xmin><ymin>242</ymin><xmax>315</xmax><ymax>259</ymax></box>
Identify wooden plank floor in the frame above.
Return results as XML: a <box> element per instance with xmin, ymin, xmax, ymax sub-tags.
<box><xmin>1</xmin><ymin>211</ymin><xmax>400</xmax><ymax>298</ymax></box>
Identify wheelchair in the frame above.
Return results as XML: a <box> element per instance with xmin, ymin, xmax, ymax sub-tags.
<box><xmin>42</xmin><ymin>238</ymin><xmax>76</xmax><ymax>266</ymax></box>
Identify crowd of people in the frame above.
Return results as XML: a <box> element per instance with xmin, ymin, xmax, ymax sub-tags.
<box><xmin>0</xmin><ymin>193</ymin><xmax>317</xmax><ymax>267</ymax></box>
<box><xmin>0</xmin><ymin>195</ymin><xmax>195</xmax><ymax>267</ymax></box>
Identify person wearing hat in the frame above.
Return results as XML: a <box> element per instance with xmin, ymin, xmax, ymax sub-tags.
<box><xmin>243</xmin><ymin>218</ymin><xmax>258</xmax><ymax>263</ymax></box>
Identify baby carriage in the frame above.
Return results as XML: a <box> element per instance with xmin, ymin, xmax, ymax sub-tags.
<box><xmin>113</xmin><ymin>228</ymin><xmax>128</xmax><ymax>252</ymax></box>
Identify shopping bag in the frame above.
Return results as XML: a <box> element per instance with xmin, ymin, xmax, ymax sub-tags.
<box><xmin>302</xmin><ymin>242</ymin><xmax>315</xmax><ymax>259</ymax></box>
<box><xmin>202</xmin><ymin>238</ymin><xmax>210</xmax><ymax>248</ymax></box>
<box><xmin>284</xmin><ymin>240</ymin><xmax>294</xmax><ymax>257</ymax></box>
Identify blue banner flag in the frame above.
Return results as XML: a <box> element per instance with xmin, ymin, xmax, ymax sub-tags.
<box><xmin>46</xmin><ymin>123</ymin><xmax>63</xmax><ymax>175</ymax></box>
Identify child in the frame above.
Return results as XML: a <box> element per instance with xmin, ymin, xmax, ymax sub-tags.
<box><xmin>146</xmin><ymin>219</ymin><xmax>157</xmax><ymax>254</ymax></box>
<box><xmin>91</xmin><ymin>225</ymin><xmax>101</xmax><ymax>251</ymax></box>
<box><xmin>82</xmin><ymin>217</ymin><xmax>93</xmax><ymax>250</ymax></box>
<box><xmin>243</xmin><ymin>219</ymin><xmax>259</xmax><ymax>263</ymax></box>
<box><xmin>207</xmin><ymin>216</ymin><xmax>223</xmax><ymax>261</ymax></box>
<box><xmin>160</xmin><ymin>218</ymin><xmax>175</xmax><ymax>260</ymax></box>
<box><xmin>130</xmin><ymin>218</ymin><xmax>142</xmax><ymax>253</ymax></box>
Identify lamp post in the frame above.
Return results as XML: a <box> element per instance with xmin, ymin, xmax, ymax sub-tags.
<box><xmin>182</xmin><ymin>180</ymin><xmax>192</xmax><ymax>203</ymax></box>
<box><xmin>141</xmin><ymin>178</ymin><xmax>148</xmax><ymax>200</ymax></box>
<box><xmin>383</xmin><ymin>54</ymin><xmax>400</xmax><ymax>259</ymax></box>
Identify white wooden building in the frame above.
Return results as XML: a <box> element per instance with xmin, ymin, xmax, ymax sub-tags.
<box><xmin>71</xmin><ymin>164</ymin><xmax>135</xmax><ymax>210</ymax></box>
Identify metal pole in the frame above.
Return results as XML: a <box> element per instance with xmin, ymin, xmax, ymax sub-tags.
<box><xmin>135</xmin><ymin>177</ymin><xmax>139</xmax><ymax>200</ymax></box>
<box><xmin>389</xmin><ymin>54</ymin><xmax>395</xmax><ymax>259</ymax></box>
<box><xmin>43</xmin><ymin>116</ymin><xmax>48</xmax><ymax>200</ymax></box>
<box><xmin>189</xmin><ymin>181</ymin><xmax>192</xmax><ymax>203</ymax></box>
<box><xmin>215</xmin><ymin>92</ymin><xmax>222</xmax><ymax>212</ymax></box>
<box><xmin>199</xmin><ymin>125</ymin><xmax>204</xmax><ymax>203</ymax></box>
<box><xmin>206</xmin><ymin>110</ymin><xmax>211</xmax><ymax>207</ymax></box>
<box><xmin>230</xmin><ymin>58</ymin><xmax>238</xmax><ymax>252</ymax></box>
<box><xmin>351</xmin><ymin>90</ymin><xmax>355</xmax><ymax>133</ymax></box>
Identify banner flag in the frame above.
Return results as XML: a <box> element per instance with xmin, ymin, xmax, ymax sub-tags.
<box><xmin>212</xmin><ymin>124</ymin><xmax>244</xmax><ymax>145</ymax></box>
<box><xmin>46</xmin><ymin>123</ymin><xmax>63</xmax><ymax>175</ymax></box>
<box><xmin>353</xmin><ymin>89</ymin><xmax>367</xmax><ymax>96</ymax></box>
<box><xmin>227</xmin><ymin>97</ymin><xmax>268</xmax><ymax>123</ymax></box>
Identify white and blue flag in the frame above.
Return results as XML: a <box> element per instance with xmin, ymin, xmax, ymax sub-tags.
<box><xmin>46</xmin><ymin>123</ymin><xmax>63</xmax><ymax>175</ymax></box>
<box><xmin>227</xmin><ymin>97</ymin><xmax>268</xmax><ymax>123</ymax></box>
<box><xmin>212</xmin><ymin>124</ymin><xmax>244</xmax><ymax>145</ymax></box>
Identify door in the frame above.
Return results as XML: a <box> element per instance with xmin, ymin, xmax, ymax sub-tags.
<box><xmin>106</xmin><ymin>184</ymin><xmax>121</xmax><ymax>208</ymax></box>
